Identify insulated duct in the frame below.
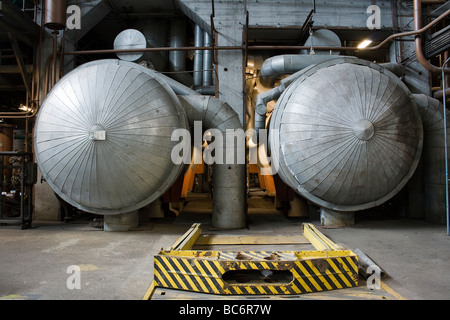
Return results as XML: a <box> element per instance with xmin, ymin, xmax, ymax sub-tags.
<box><xmin>203</xmin><ymin>32</ymin><xmax>213</xmax><ymax>87</ymax></box>
<box><xmin>142</xmin><ymin>19</ymin><xmax>169</xmax><ymax>71</ymax></box>
<box><xmin>193</xmin><ymin>24</ymin><xmax>204</xmax><ymax>87</ymax></box>
<box><xmin>260</xmin><ymin>54</ymin><xmax>342</xmax><ymax>78</ymax></box>
<box><xmin>169</xmin><ymin>18</ymin><xmax>193</xmax><ymax>87</ymax></box>
<box><xmin>178</xmin><ymin>95</ymin><xmax>246</xmax><ymax>229</ymax></box>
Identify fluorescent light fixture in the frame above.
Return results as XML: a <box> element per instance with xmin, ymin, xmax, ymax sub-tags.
<box><xmin>358</xmin><ymin>39</ymin><xmax>372</xmax><ymax>49</ymax></box>
<box><xmin>19</xmin><ymin>104</ymin><xmax>32</xmax><ymax>112</ymax></box>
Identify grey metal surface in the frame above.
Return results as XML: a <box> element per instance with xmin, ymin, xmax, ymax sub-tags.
<box><xmin>202</xmin><ymin>31</ymin><xmax>213</xmax><ymax>87</ymax></box>
<box><xmin>168</xmin><ymin>18</ymin><xmax>193</xmax><ymax>87</ymax></box>
<box><xmin>193</xmin><ymin>24</ymin><xmax>204</xmax><ymax>87</ymax></box>
<box><xmin>260</xmin><ymin>54</ymin><xmax>342</xmax><ymax>77</ymax></box>
<box><xmin>269</xmin><ymin>58</ymin><xmax>423</xmax><ymax>211</ymax></box>
<box><xmin>34</xmin><ymin>60</ymin><xmax>189</xmax><ymax>215</ymax></box>
<box><xmin>113</xmin><ymin>29</ymin><xmax>147</xmax><ymax>62</ymax></box>
<box><xmin>414</xmin><ymin>94</ymin><xmax>449</xmax><ymax>224</ymax></box>
<box><xmin>169</xmin><ymin>18</ymin><xmax>187</xmax><ymax>72</ymax></box>
<box><xmin>141</xmin><ymin>19</ymin><xmax>169</xmax><ymax>71</ymax></box>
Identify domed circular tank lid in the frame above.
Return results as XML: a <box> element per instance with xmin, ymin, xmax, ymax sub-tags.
<box><xmin>300</xmin><ymin>29</ymin><xmax>342</xmax><ymax>55</ymax></box>
<box><xmin>114</xmin><ymin>29</ymin><xmax>147</xmax><ymax>62</ymax></box>
<box><xmin>270</xmin><ymin>58</ymin><xmax>423</xmax><ymax>212</ymax></box>
<box><xmin>34</xmin><ymin>60</ymin><xmax>188</xmax><ymax>215</ymax></box>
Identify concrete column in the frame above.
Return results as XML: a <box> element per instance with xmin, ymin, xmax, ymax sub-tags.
<box><xmin>103</xmin><ymin>211</ymin><xmax>139</xmax><ymax>231</ymax></box>
<box><xmin>320</xmin><ymin>208</ymin><xmax>355</xmax><ymax>227</ymax></box>
<box><xmin>215</xmin><ymin>10</ymin><xmax>246</xmax><ymax>125</ymax></box>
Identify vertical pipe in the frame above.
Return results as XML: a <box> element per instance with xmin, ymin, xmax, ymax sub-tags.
<box><xmin>169</xmin><ymin>18</ymin><xmax>193</xmax><ymax>87</ymax></box>
<box><xmin>193</xmin><ymin>24</ymin><xmax>204</xmax><ymax>87</ymax></box>
<box><xmin>169</xmin><ymin>18</ymin><xmax>186</xmax><ymax>72</ymax></box>
<box><xmin>142</xmin><ymin>19</ymin><xmax>168</xmax><ymax>71</ymax></box>
<box><xmin>203</xmin><ymin>32</ymin><xmax>212</xmax><ymax>87</ymax></box>
<box><xmin>178</xmin><ymin>95</ymin><xmax>246</xmax><ymax>229</ymax></box>
<box><xmin>51</xmin><ymin>31</ymin><xmax>58</xmax><ymax>87</ymax></box>
<box><xmin>443</xmin><ymin>57</ymin><xmax>450</xmax><ymax>236</ymax></box>
<box><xmin>445</xmin><ymin>51</ymin><xmax>450</xmax><ymax>91</ymax></box>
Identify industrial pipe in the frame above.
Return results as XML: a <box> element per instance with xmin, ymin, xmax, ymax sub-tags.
<box><xmin>142</xmin><ymin>20</ymin><xmax>169</xmax><ymax>71</ymax></box>
<box><xmin>442</xmin><ymin>57</ymin><xmax>450</xmax><ymax>236</ymax></box>
<box><xmin>44</xmin><ymin>0</ymin><xmax>67</xmax><ymax>30</ymax></box>
<box><xmin>254</xmin><ymin>65</ymin><xmax>320</xmax><ymax>134</ymax></box>
<box><xmin>169</xmin><ymin>18</ymin><xmax>187</xmax><ymax>73</ymax></box>
<box><xmin>144</xmin><ymin>69</ymin><xmax>246</xmax><ymax>229</ymax></box>
<box><xmin>260</xmin><ymin>54</ymin><xmax>341</xmax><ymax>77</ymax></box>
<box><xmin>434</xmin><ymin>88</ymin><xmax>450</xmax><ymax>100</ymax></box>
<box><xmin>178</xmin><ymin>95</ymin><xmax>246</xmax><ymax>229</ymax></box>
<box><xmin>193</xmin><ymin>24</ymin><xmax>204</xmax><ymax>87</ymax></box>
<box><xmin>203</xmin><ymin>32</ymin><xmax>213</xmax><ymax>87</ymax></box>
<box><xmin>379</xmin><ymin>63</ymin><xmax>405</xmax><ymax>77</ymax></box>
<box><xmin>63</xmin><ymin>9</ymin><xmax>450</xmax><ymax>58</ymax></box>
<box><xmin>414</xmin><ymin>0</ymin><xmax>450</xmax><ymax>74</ymax></box>
<box><xmin>169</xmin><ymin>18</ymin><xmax>193</xmax><ymax>87</ymax></box>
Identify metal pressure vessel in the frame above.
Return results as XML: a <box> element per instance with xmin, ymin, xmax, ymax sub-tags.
<box><xmin>269</xmin><ymin>58</ymin><xmax>423</xmax><ymax>211</ymax></box>
<box><xmin>34</xmin><ymin>60</ymin><xmax>189</xmax><ymax>215</ymax></box>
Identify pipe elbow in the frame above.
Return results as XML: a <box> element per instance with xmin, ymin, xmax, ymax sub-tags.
<box><xmin>205</xmin><ymin>96</ymin><xmax>242</xmax><ymax>132</ymax></box>
<box><xmin>178</xmin><ymin>95</ymin><xmax>242</xmax><ymax>131</ymax></box>
<box><xmin>260</xmin><ymin>55</ymin><xmax>286</xmax><ymax>77</ymax></box>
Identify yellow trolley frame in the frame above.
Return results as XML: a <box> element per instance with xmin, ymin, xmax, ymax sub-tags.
<box><xmin>144</xmin><ymin>223</ymin><xmax>358</xmax><ymax>298</ymax></box>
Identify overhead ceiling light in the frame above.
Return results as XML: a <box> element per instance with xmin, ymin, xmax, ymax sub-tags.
<box><xmin>358</xmin><ymin>39</ymin><xmax>373</xmax><ymax>49</ymax></box>
<box><xmin>19</xmin><ymin>104</ymin><xmax>32</xmax><ymax>112</ymax></box>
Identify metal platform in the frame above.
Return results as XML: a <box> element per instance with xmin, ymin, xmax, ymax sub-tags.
<box><xmin>143</xmin><ymin>223</ymin><xmax>369</xmax><ymax>299</ymax></box>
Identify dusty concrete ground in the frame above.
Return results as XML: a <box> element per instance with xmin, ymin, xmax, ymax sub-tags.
<box><xmin>0</xmin><ymin>198</ymin><xmax>448</xmax><ymax>300</ymax></box>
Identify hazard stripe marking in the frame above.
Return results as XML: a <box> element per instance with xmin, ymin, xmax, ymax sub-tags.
<box><xmin>154</xmin><ymin>253</ymin><xmax>358</xmax><ymax>295</ymax></box>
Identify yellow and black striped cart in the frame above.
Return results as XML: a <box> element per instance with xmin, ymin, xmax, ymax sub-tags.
<box><xmin>143</xmin><ymin>223</ymin><xmax>360</xmax><ymax>298</ymax></box>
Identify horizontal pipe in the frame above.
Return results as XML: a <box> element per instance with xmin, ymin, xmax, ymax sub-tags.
<box><xmin>434</xmin><ymin>87</ymin><xmax>450</xmax><ymax>100</ymax></box>
<box><xmin>261</xmin><ymin>54</ymin><xmax>342</xmax><ymax>77</ymax></box>
<box><xmin>379</xmin><ymin>63</ymin><xmax>405</xmax><ymax>77</ymax></box>
<box><xmin>63</xmin><ymin>9</ymin><xmax>450</xmax><ymax>57</ymax></box>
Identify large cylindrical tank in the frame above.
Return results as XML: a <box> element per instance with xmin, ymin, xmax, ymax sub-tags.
<box><xmin>34</xmin><ymin>60</ymin><xmax>189</xmax><ymax>215</ymax></box>
<box><xmin>269</xmin><ymin>58</ymin><xmax>423</xmax><ymax>212</ymax></box>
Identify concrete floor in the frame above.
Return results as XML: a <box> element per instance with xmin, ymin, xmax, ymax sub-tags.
<box><xmin>0</xmin><ymin>197</ymin><xmax>449</xmax><ymax>300</ymax></box>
